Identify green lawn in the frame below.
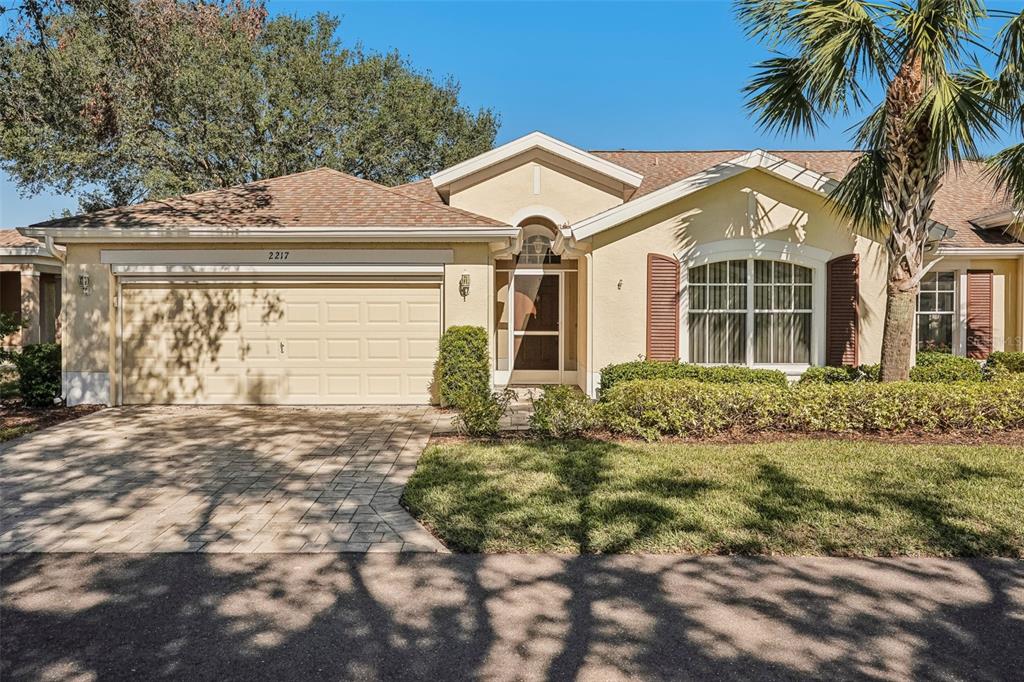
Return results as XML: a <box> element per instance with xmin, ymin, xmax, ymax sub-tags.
<box><xmin>402</xmin><ymin>438</ymin><xmax>1024</xmax><ymax>556</ymax></box>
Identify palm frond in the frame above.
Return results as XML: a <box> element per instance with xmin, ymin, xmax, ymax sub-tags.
<box><xmin>743</xmin><ymin>55</ymin><xmax>824</xmax><ymax>136</ymax></box>
<box><xmin>734</xmin><ymin>0</ymin><xmax>800</xmax><ymax>46</ymax></box>
<box><xmin>829</xmin><ymin>149</ymin><xmax>888</xmax><ymax>235</ymax></box>
<box><xmin>892</xmin><ymin>0</ymin><xmax>987</xmax><ymax>77</ymax></box>
<box><xmin>995</xmin><ymin>7</ymin><xmax>1024</xmax><ymax>69</ymax></box>
<box><xmin>988</xmin><ymin>143</ymin><xmax>1024</xmax><ymax>210</ymax></box>
<box><xmin>851</xmin><ymin>100</ymin><xmax>888</xmax><ymax>150</ymax></box>
<box><xmin>914</xmin><ymin>68</ymin><xmax>1002</xmax><ymax>171</ymax></box>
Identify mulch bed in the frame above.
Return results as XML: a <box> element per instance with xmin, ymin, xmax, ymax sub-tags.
<box><xmin>0</xmin><ymin>402</ymin><xmax>103</xmax><ymax>442</ymax></box>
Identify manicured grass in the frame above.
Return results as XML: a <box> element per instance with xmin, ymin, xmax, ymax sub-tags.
<box><xmin>402</xmin><ymin>438</ymin><xmax>1024</xmax><ymax>556</ymax></box>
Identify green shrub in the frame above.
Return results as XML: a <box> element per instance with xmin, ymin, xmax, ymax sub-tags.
<box><xmin>984</xmin><ymin>351</ymin><xmax>1024</xmax><ymax>380</ymax></box>
<box><xmin>453</xmin><ymin>388</ymin><xmax>515</xmax><ymax>438</ymax></box>
<box><xmin>10</xmin><ymin>343</ymin><xmax>61</xmax><ymax>407</ymax></box>
<box><xmin>910</xmin><ymin>351</ymin><xmax>983</xmax><ymax>383</ymax></box>
<box><xmin>799</xmin><ymin>366</ymin><xmax>863</xmax><ymax>384</ymax></box>
<box><xmin>599</xmin><ymin>359</ymin><xmax>787</xmax><ymax>397</ymax></box>
<box><xmin>858</xmin><ymin>364</ymin><xmax>881</xmax><ymax>382</ymax></box>
<box><xmin>599</xmin><ymin>377</ymin><xmax>1024</xmax><ymax>440</ymax></box>
<box><xmin>435</xmin><ymin>326</ymin><xmax>490</xmax><ymax>407</ymax></box>
<box><xmin>530</xmin><ymin>386</ymin><xmax>597</xmax><ymax>438</ymax></box>
<box><xmin>599</xmin><ymin>379</ymin><xmax>790</xmax><ymax>440</ymax></box>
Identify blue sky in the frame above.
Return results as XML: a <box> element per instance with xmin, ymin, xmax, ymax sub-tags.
<box><xmin>1</xmin><ymin>0</ymin><xmax>1019</xmax><ymax>226</ymax></box>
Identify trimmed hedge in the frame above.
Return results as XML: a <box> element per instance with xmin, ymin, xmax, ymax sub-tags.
<box><xmin>985</xmin><ymin>352</ymin><xmax>1024</xmax><ymax>380</ymax></box>
<box><xmin>10</xmin><ymin>343</ymin><xmax>61</xmax><ymax>407</ymax></box>
<box><xmin>599</xmin><ymin>360</ymin><xmax>787</xmax><ymax>397</ymax></box>
<box><xmin>799</xmin><ymin>366</ymin><xmax>867</xmax><ymax>384</ymax></box>
<box><xmin>530</xmin><ymin>386</ymin><xmax>597</xmax><ymax>438</ymax></box>
<box><xmin>435</xmin><ymin>326</ymin><xmax>490</xmax><ymax>407</ymax></box>
<box><xmin>600</xmin><ymin>377</ymin><xmax>1024</xmax><ymax>440</ymax></box>
<box><xmin>909</xmin><ymin>351</ymin><xmax>983</xmax><ymax>383</ymax></box>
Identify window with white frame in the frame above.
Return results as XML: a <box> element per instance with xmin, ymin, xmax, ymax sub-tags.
<box><xmin>916</xmin><ymin>271</ymin><xmax>955</xmax><ymax>352</ymax></box>
<box><xmin>689</xmin><ymin>259</ymin><xmax>813</xmax><ymax>366</ymax></box>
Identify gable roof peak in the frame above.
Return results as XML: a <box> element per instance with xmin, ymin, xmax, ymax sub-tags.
<box><xmin>429</xmin><ymin>131</ymin><xmax>644</xmax><ymax>190</ymax></box>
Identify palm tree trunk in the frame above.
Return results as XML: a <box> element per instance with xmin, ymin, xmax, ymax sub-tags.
<box><xmin>880</xmin><ymin>283</ymin><xmax>916</xmax><ymax>381</ymax></box>
<box><xmin>878</xmin><ymin>52</ymin><xmax>939</xmax><ymax>381</ymax></box>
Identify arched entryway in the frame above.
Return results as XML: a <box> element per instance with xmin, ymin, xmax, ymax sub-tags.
<box><xmin>495</xmin><ymin>217</ymin><xmax>579</xmax><ymax>385</ymax></box>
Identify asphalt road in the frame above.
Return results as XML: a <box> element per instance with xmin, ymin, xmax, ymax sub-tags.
<box><xmin>2</xmin><ymin>553</ymin><xmax>1021</xmax><ymax>681</ymax></box>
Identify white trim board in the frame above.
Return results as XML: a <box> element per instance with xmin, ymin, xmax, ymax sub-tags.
<box><xmin>101</xmin><ymin>249</ymin><xmax>454</xmax><ymax>265</ymax></box>
<box><xmin>429</xmin><ymin>131</ymin><xmax>644</xmax><ymax>190</ymax></box>
<box><xmin>111</xmin><ymin>264</ymin><xmax>444</xmax><ymax>276</ymax></box>
<box><xmin>20</xmin><ymin>226</ymin><xmax>519</xmax><ymax>243</ymax></box>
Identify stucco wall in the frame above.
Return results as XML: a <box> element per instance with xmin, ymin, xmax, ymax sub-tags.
<box><xmin>60</xmin><ymin>241</ymin><xmax>492</xmax><ymax>404</ymax></box>
<box><xmin>448</xmin><ymin>150</ymin><xmax>624</xmax><ymax>225</ymax></box>
<box><xmin>935</xmin><ymin>256</ymin><xmax>1021</xmax><ymax>353</ymax></box>
<box><xmin>586</xmin><ymin>168</ymin><xmax>888</xmax><ymax>373</ymax></box>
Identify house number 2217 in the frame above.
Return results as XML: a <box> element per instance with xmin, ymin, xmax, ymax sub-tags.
<box><xmin>268</xmin><ymin>251</ymin><xmax>290</xmax><ymax>261</ymax></box>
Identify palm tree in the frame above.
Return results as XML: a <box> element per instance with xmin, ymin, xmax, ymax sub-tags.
<box><xmin>736</xmin><ymin>0</ymin><xmax>1023</xmax><ymax>381</ymax></box>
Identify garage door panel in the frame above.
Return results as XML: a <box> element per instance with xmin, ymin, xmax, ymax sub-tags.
<box><xmin>122</xmin><ymin>283</ymin><xmax>440</xmax><ymax>405</ymax></box>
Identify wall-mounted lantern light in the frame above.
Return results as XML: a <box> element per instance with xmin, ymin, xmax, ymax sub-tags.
<box><xmin>459</xmin><ymin>273</ymin><xmax>471</xmax><ymax>299</ymax></box>
<box><xmin>617</xmin><ymin>279</ymin><xmax>623</xmax><ymax>290</ymax></box>
<box><xmin>78</xmin><ymin>273</ymin><xmax>91</xmax><ymax>295</ymax></box>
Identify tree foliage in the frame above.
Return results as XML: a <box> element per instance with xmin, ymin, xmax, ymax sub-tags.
<box><xmin>0</xmin><ymin>0</ymin><xmax>498</xmax><ymax>211</ymax></box>
<box><xmin>736</xmin><ymin>0</ymin><xmax>1023</xmax><ymax>380</ymax></box>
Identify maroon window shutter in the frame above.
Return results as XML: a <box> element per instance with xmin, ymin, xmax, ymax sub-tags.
<box><xmin>966</xmin><ymin>270</ymin><xmax>993</xmax><ymax>359</ymax></box>
<box><xmin>826</xmin><ymin>254</ymin><xmax>859</xmax><ymax>366</ymax></box>
<box><xmin>646</xmin><ymin>254</ymin><xmax>680</xmax><ymax>361</ymax></box>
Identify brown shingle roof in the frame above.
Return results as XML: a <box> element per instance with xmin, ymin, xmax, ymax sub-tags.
<box><xmin>32</xmin><ymin>168</ymin><xmax>505</xmax><ymax>229</ymax></box>
<box><xmin>0</xmin><ymin>229</ymin><xmax>39</xmax><ymax>247</ymax></box>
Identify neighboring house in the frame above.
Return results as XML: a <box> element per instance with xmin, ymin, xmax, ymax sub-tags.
<box><xmin>17</xmin><ymin>132</ymin><xmax>1024</xmax><ymax>406</ymax></box>
<box><xmin>0</xmin><ymin>229</ymin><xmax>63</xmax><ymax>351</ymax></box>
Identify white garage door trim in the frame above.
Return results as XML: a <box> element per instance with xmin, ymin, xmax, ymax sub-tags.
<box><xmin>116</xmin><ymin>278</ymin><xmax>443</xmax><ymax>406</ymax></box>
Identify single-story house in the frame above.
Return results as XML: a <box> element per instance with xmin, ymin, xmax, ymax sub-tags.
<box><xmin>18</xmin><ymin>132</ymin><xmax>1024</xmax><ymax>406</ymax></box>
<box><xmin>1</xmin><ymin>229</ymin><xmax>63</xmax><ymax>350</ymax></box>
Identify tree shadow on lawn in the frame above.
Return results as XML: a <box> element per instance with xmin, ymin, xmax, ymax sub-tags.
<box><xmin>403</xmin><ymin>439</ymin><xmax>720</xmax><ymax>554</ymax></box>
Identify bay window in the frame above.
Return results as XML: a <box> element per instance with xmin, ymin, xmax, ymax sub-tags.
<box><xmin>689</xmin><ymin>259</ymin><xmax>813</xmax><ymax>366</ymax></box>
<box><xmin>916</xmin><ymin>271</ymin><xmax>955</xmax><ymax>352</ymax></box>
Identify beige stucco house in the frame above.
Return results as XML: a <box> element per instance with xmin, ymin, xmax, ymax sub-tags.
<box><xmin>1</xmin><ymin>229</ymin><xmax>63</xmax><ymax>351</ymax></box>
<box><xmin>18</xmin><ymin>132</ymin><xmax>1024</xmax><ymax>406</ymax></box>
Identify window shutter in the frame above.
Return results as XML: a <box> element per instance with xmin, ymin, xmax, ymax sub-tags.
<box><xmin>826</xmin><ymin>254</ymin><xmax>859</xmax><ymax>366</ymax></box>
<box><xmin>646</xmin><ymin>254</ymin><xmax>680</xmax><ymax>361</ymax></box>
<box><xmin>966</xmin><ymin>270</ymin><xmax>993</xmax><ymax>359</ymax></box>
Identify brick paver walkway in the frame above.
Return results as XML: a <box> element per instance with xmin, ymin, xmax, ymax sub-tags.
<box><xmin>0</xmin><ymin>406</ymin><xmax>447</xmax><ymax>553</ymax></box>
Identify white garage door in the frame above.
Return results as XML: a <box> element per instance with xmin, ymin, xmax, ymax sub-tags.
<box><xmin>121</xmin><ymin>282</ymin><xmax>440</xmax><ymax>405</ymax></box>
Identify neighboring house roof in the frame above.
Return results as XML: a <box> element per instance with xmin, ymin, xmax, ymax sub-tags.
<box><xmin>397</xmin><ymin>147</ymin><xmax>1021</xmax><ymax>249</ymax></box>
<box><xmin>0</xmin><ymin>229</ymin><xmax>39</xmax><ymax>247</ymax></box>
<box><xmin>30</xmin><ymin>167</ymin><xmax>506</xmax><ymax>230</ymax></box>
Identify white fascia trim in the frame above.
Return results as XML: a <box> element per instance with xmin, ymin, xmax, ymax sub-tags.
<box><xmin>19</xmin><ymin>226</ymin><xmax>519</xmax><ymax>243</ymax></box>
<box><xmin>429</xmin><ymin>131</ymin><xmax>644</xmax><ymax>189</ymax></box>
<box><xmin>934</xmin><ymin>246</ymin><xmax>1024</xmax><ymax>257</ymax></box>
<box><xmin>101</xmin><ymin>248</ymin><xmax>454</xmax><ymax>265</ymax></box>
<box><xmin>573</xmin><ymin>150</ymin><xmax>842</xmax><ymax>239</ymax></box>
<box><xmin>111</xmin><ymin>263</ymin><xmax>444</xmax><ymax>276</ymax></box>
<box><xmin>0</xmin><ymin>246</ymin><xmax>46</xmax><ymax>257</ymax></box>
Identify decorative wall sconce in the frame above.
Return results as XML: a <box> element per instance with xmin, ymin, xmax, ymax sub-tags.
<box><xmin>78</xmin><ymin>273</ymin><xmax>91</xmax><ymax>295</ymax></box>
<box><xmin>617</xmin><ymin>279</ymin><xmax>623</xmax><ymax>290</ymax></box>
<box><xmin>459</xmin><ymin>273</ymin><xmax>471</xmax><ymax>299</ymax></box>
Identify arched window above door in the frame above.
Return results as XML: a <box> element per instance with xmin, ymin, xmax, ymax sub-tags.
<box><xmin>517</xmin><ymin>219</ymin><xmax>561</xmax><ymax>265</ymax></box>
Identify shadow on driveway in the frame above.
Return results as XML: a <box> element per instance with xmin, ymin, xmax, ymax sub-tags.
<box><xmin>2</xmin><ymin>553</ymin><xmax>1022</xmax><ymax>680</ymax></box>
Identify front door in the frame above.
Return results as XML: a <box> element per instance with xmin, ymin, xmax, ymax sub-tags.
<box><xmin>510</xmin><ymin>271</ymin><xmax>561</xmax><ymax>383</ymax></box>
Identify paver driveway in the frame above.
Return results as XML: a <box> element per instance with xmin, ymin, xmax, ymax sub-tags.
<box><xmin>0</xmin><ymin>406</ymin><xmax>446</xmax><ymax>553</ymax></box>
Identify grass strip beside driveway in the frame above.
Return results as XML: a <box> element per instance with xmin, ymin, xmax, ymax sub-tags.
<box><xmin>402</xmin><ymin>439</ymin><xmax>1024</xmax><ymax>556</ymax></box>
